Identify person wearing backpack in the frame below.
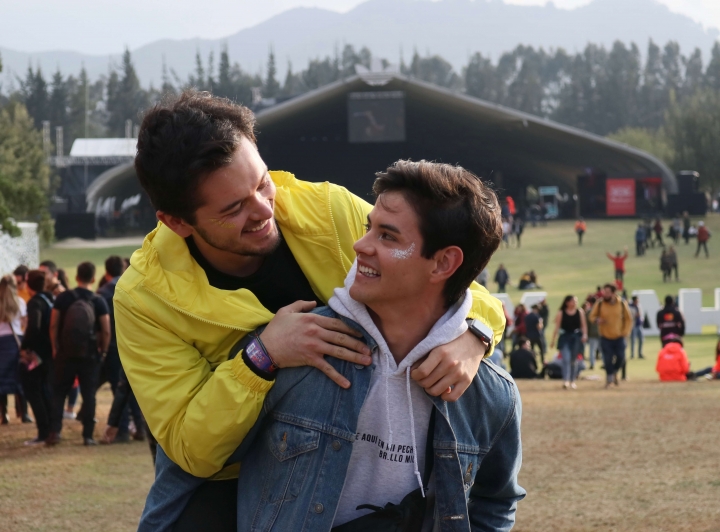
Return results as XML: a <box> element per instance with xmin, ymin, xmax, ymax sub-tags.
<box><xmin>47</xmin><ymin>262</ymin><xmax>110</xmax><ymax>446</ymax></box>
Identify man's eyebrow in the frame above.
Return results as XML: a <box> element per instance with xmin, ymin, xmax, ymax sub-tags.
<box><xmin>218</xmin><ymin>168</ymin><xmax>270</xmax><ymax>214</ymax></box>
<box><xmin>219</xmin><ymin>199</ymin><xmax>243</xmax><ymax>214</ymax></box>
<box><xmin>366</xmin><ymin>215</ymin><xmax>400</xmax><ymax>233</ymax></box>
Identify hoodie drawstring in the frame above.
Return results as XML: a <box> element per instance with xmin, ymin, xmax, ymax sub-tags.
<box><xmin>406</xmin><ymin>367</ymin><xmax>425</xmax><ymax>497</ymax></box>
<box><xmin>385</xmin><ymin>354</ymin><xmax>394</xmax><ymax>447</ymax></box>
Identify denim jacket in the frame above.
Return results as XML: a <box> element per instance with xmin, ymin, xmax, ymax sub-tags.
<box><xmin>138</xmin><ymin>307</ymin><xmax>525</xmax><ymax>532</ymax></box>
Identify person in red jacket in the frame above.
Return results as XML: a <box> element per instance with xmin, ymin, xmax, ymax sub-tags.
<box><xmin>695</xmin><ymin>221</ymin><xmax>711</xmax><ymax>258</ymax></box>
<box><xmin>606</xmin><ymin>247</ymin><xmax>629</xmax><ymax>282</ymax></box>
<box><xmin>656</xmin><ymin>340</ymin><xmax>691</xmax><ymax>381</ymax></box>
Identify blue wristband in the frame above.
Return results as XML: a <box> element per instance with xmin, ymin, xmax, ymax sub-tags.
<box><xmin>245</xmin><ymin>337</ymin><xmax>278</xmax><ymax>373</ymax></box>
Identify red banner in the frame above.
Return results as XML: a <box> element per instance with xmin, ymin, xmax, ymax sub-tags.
<box><xmin>606</xmin><ymin>179</ymin><xmax>636</xmax><ymax>216</ymax></box>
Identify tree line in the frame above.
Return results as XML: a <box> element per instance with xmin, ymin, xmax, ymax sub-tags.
<box><xmin>1</xmin><ymin>39</ymin><xmax>719</xmax><ymax>235</ymax></box>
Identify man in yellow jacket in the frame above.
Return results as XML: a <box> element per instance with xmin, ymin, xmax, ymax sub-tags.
<box><xmin>115</xmin><ymin>90</ymin><xmax>505</xmax><ymax>529</ymax></box>
<box><xmin>588</xmin><ymin>284</ymin><xmax>633</xmax><ymax>388</ymax></box>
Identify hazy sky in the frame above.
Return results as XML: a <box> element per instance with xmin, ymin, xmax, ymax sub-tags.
<box><xmin>3</xmin><ymin>0</ymin><xmax>719</xmax><ymax>55</ymax></box>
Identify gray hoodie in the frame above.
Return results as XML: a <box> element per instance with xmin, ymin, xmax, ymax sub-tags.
<box><xmin>329</xmin><ymin>260</ymin><xmax>472</xmax><ymax>526</ymax></box>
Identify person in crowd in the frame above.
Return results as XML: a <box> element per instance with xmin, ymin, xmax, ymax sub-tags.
<box><xmin>593</xmin><ymin>286</ymin><xmax>604</xmax><ymax>300</ymax></box>
<box><xmin>670</xmin><ymin>214</ymin><xmax>681</xmax><ymax>244</ymax></box>
<box><xmin>628</xmin><ymin>295</ymin><xmax>645</xmax><ymax>360</ymax></box>
<box><xmin>0</xmin><ymin>275</ymin><xmax>30</xmax><ymax>425</ymax></box>
<box><xmin>667</xmin><ymin>245</ymin><xmax>679</xmax><ymax>281</ymax></box>
<box><xmin>47</xmin><ymin>262</ymin><xmax>110</xmax><ymax>446</ymax></box>
<box><xmin>509</xmin><ymin>337</ymin><xmax>539</xmax><ymax>379</ymax></box>
<box><xmin>475</xmin><ymin>267</ymin><xmax>488</xmax><ymax>288</ymax></box>
<box><xmin>682</xmin><ymin>211</ymin><xmax>691</xmax><ymax>244</ymax></box>
<box><xmin>653</xmin><ymin>218</ymin><xmax>665</xmax><ymax>248</ymax></box>
<box><xmin>689</xmin><ymin>339</ymin><xmax>720</xmax><ymax>380</ymax></box>
<box><xmin>589</xmin><ymin>284</ymin><xmax>633</xmax><ymax>389</ymax></box>
<box><xmin>642</xmin><ymin>219</ymin><xmax>653</xmax><ymax>250</ymax></box>
<box><xmin>494</xmin><ymin>264</ymin><xmax>510</xmax><ymax>293</ymax></box>
<box><xmin>96</xmin><ymin>256</ymin><xmax>144</xmax><ymax>443</ymax></box>
<box><xmin>13</xmin><ymin>265</ymin><xmax>31</xmax><ymax>303</ymax></box>
<box><xmin>518</xmin><ymin>271</ymin><xmax>540</xmax><ymax>290</ymax></box>
<box><xmin>39</xmin><ymin>261</ymin><xmax>66</xmax><ymax>297</ymax></box>
<box><xmin>656</xmin><ymin>339</ymin><xmax>691</xmax><ymax>381</ymax></box>
<box><xmin>524</xmin><ymin>304</ymin><xmax>545</xmax><ymax>363</ymax></box>
<box><xmin>660</xmin><ymin>249</ymin><xmax>671</xmax><ymax>282</ymax></box>
<box><xmin>500</xmin><ymin>301</ymin><xmax>513</xmax><ymax>354</ymax></box>
<box><xmin>538</xmin><ymin>298</ymin><xmax>549</xmax><ymax>356</ymax></box>
<box><xmin>513</xmin><ymin>216</ymin><xmax>524</xmax><ymax>248</ymax></box>
<box><xmin>656</xmin><ymin>295</ymin><xmax>685</xmax><ymax>347</ymax></box>
<box><xmin>116</xmin><ymin>91</ymin><xmax>504</xmax><ymax>525</ymax></box>
<box><xmin>583</xmin><ymin>298</ymin><xmax>600</xmax><ymax>370</ymax></box>
<box><xmin>695</xmin><ymin>220</ymin><xmax>710</xmax><ymax>258</ymax></box>
<box><xmin>137</xmin><ymin>159</ymin><xmax>524</xmax><ymax>532</ymax></box>
<box><xmin>513</xmin><ymin>303</ymin><xmax>528</xmax><ymax>349</ymax></box>
<box><xmin>502</xmin><ymin>217</ymin><xmax>512</xmax><ymax>248</ymax></box>
<box><xmin>606</xmin><ymin>247</ymin><xmax>628</xmax><ymax>282</ymax></box>
<box><xmin>19</xmin><ymin>269</ymin><xmax>55</xmax><ymax>445</ymax></box>
<box><xmin>575</xmin><ymin>218</ymin><xmax>586</xmax><ymax>245</ymax></box>
<box><xmin>634</xmin><ymin>223</ymin><xmax>646</xmax><ymax>256</ymax></box>
<box><xmin>550</xmin><ymin>295</ymin><xmax>588</xmax><ymax>390</ymax></box>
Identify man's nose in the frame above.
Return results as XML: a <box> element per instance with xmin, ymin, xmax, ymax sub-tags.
<box><xmin>353</xmin><ymin>232</ymin><xmax>375</xmax><ymax>256</ymax></box>
<box><xmin>247</xmin><ymin>194</ymin><xmax>274</xmax><ymax>220</ymax></box>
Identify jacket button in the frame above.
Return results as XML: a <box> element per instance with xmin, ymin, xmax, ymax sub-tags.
<box><xmin>314</xmin><ymin>503</ymin><xmax>324</xmax><ymax>514</ymax></box>
<box><xmin>332</xmin><ymin>440</ymin><xmax>341</xmax><ymax>451</ymax></box>
<box><xmin>354</xmin><ymin>364</ymin><xmax>364</xmax><ymax>370</ymax></box>
<box><xmin>278</xmin><ymin>441</ymin><xmax>287</xmax><ymax>452</ymax></box>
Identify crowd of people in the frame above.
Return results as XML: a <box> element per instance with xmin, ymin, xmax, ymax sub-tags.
<box><xmin>0</xmin><ymin>258</ymin><xmax>153</xmax><ymax>453</ymax></box>
<box><xmin>494</xmin><ymin>281</ymin><xmax>719</xmax><ymax>390</ymax></box>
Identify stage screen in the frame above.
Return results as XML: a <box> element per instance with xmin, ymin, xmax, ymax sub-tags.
<box><xmin>348</xmin><ymin>91</ymin><xmax>406</xmax><ymax>143</ymax></box>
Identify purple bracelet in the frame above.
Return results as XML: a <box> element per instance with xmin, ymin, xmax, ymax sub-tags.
<box><xmin>245</xmin><ymin>336</ymin><xmax>278</xmax><ymax>373</ymax></box>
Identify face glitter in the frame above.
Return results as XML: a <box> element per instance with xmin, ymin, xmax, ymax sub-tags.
<box><xmin>209</xmin><ymin>218</ymin><xmax>236</xmax><ymax>229</ymax></box>
<box><xmin>389</xmin><ymin>242</ymin><xmax>415</xmax><ymax>260</ymax></box>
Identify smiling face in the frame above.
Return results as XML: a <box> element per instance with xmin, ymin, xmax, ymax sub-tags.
<box><xmin>163</xmin><ymin>136</ymin><xmax>280</xmax><ymax>257</ymax></box>
<box><xmin>350</xmin><ymin>191</ymin><xmax>458</xmax><ymax>312</ymax></box>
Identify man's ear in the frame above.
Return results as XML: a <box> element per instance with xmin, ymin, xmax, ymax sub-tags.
<box><xmin>157</xmin><ymin>211</ymin><xmax>193</xmax><ymax>238</ymax></box>
<box><xmin>429</xmin><ymin>246</ymin><xmax>464</xmax><ymax>284</ymax></box>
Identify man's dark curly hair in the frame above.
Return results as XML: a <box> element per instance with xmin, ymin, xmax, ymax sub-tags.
<box><xmin>135</xmin><ymin>89</ymin><xmax>256</xmax><ymax>224</ymax></box>
<box><xmin>373</xmin><ymin>160</ymin><xmax>502</xmax><ymax>308</ymax></box>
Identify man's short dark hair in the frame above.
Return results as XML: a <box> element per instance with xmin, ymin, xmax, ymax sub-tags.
<box><xmin>39</xmin><ymin>260</ymin><xmax>58</xmax><ymax>274</ymax></box>
<box><xmin>27</xmin><ymin>270</ymin><xmax>47</xmax><ymax>293</ymax></box>
<box><xmin>105</xmin><ymin>255</ymin><xmax>124</xmax><ymax>278</ymax></box>
<box><xmin>665</xmin><ymin>295</ymin><xmax>674</xmax><ymax>306</ymax></box>
<box><xmin>76</xmin><ymin>262</ymin><xmax>96</xmax><ymax>284</ymax></box>
<box><xmin>603</xmin><ymin>283</ymin><xmax>617</xmax><ymax>292</ymax></box>
<box><xmin>13</xmin><ymin>265</ymin><xmax>29</xmax><ymax>278</ymax></box>
<box><xmin>135</xmin><ymin>89</ymin><xmax>257</xmax><ymax>224</ymax></box>
<box><xmin>373</xmin><ymin>160</ymin><xmax>502</xmax><ymax>307</ymax></box>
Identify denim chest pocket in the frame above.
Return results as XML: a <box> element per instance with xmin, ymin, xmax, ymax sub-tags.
<box><xmin>456</xmin><ymin>446</ymin><xmax>485</xmax><ymax>493</ymax></box>
<box><xmin>260</xmin><ymin>420</ymin><xmax>321</xmax><ymax>503</ymax></box>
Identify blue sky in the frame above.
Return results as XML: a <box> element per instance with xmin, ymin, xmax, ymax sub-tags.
<box><xmin>2</xmin><ymin>0</ymin><xmax>717</xmax><ymax>55</ymax></box>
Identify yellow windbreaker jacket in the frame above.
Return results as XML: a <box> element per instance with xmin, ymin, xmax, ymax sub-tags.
<box><xmin>115</xmin><ymin>171</ymin><xmax>505</xmax><ymax>479</ymax></box>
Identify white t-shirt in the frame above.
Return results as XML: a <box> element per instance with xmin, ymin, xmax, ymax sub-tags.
<box><xmin>0</xmin><ymin>297</ymin><xmax>27</xmax><ymax>336</ymax></box>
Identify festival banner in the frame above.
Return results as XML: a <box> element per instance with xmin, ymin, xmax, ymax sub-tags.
<box><xmin>606</xmin><ymin>179</ymin><xmax>636</xmax><ymax>216</ymax></box>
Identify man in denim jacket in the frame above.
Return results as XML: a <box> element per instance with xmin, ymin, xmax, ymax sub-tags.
<box><xmin>141</xmin><ymin>160</ymin><xmax>524</xmax><ymax>531</ymax></box>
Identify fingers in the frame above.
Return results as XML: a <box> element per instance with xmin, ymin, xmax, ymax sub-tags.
<box><xmin>410</xmin><ymin>350</ymin><xmax>444</xmax><ymax>386</ymax></box>
<box><xmin>275</xmin><ymin>300</ymin><xmax>318</xmax><ymax>315</ymax></box>
<box><xmin>314</xmin><ymin>315</ymin><xmax>364</xmax><ymax>338</ymax></box>
<box><xmin>318</xmin><ymin>328</ymin><xmax>371</xmax><ymax>359</ymax></box>
<box><xmin>308</xmin><ymin>357</ymin><xmax>351</xmax><ymax>389</ymax></box>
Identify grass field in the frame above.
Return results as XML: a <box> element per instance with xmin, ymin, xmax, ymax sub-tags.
<box><xmin>0</xmin><ymin>215</ymin><xmax>715</xmax><ymax>531</ymax></box>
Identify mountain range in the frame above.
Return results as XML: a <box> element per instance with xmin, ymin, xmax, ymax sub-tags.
<box><xmin>1</xmin><ymin>0</ymin><xmax>718</xmax><ymax>90</ymax></box>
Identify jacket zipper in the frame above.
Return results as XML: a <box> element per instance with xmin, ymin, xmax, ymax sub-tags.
<box><xmin>141</xmin><ymin>285</ymin><xmax>254</xmax><ymax>331</ymax></box>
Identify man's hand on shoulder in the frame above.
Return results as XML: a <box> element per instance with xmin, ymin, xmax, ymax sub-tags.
<box><xmin>260</xmin><ymin>301</ymin><xmax>372</xmax><ymax>389</ymax></box>
<box><xmin>411</xmin><ymin>329</ymin><xmax>487</xmax><ymax>402</ymax></box>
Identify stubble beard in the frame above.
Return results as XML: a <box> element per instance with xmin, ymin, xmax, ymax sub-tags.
<box><xmin>194</xmin><ymin>219</ymin><xmax>282</xmax><ymax>258</ymax></box>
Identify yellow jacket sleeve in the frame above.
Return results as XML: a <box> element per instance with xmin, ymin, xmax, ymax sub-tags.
<box><xmin>467</xmin><ymin>281</ymin><xmax>506</xmax><ymax>350</ymax></box>
<box><xmin>115</xmin><ymin>286</ymin><xmax>273</xmax><ymax>478</ymax></box>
